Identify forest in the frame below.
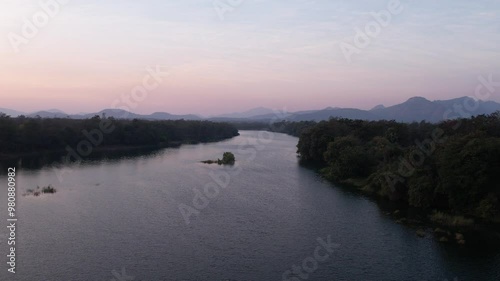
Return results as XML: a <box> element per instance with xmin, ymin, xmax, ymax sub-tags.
<box><xmin>0</xmin><ymin>114</ymin><xmax>239</xmax><ymax>155</ymax></box>
<box><xmin>2</xmin><ymin>112</ymin><xmax>500</xmax><ymax>222</ymax></box>
<box><xmin>272</xmin><ymin>113</ymin><xmax>500</xmax><ymax>223</ymax></box>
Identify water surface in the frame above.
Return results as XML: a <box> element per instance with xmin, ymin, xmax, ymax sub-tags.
<box><xmin>1</xmin><ymin>131</ymin><xmax>499</xmax><ymax>281</ymax></box>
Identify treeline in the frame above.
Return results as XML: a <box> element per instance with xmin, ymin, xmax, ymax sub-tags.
<box><xmin>227</xmin><ymin>120</ymin><xmax>316</xmax><ymax>133</ymax></box>
<box><xmin>229</xmin><ymin>121</ymin><xmax>270</xmax><ymax>131</ymax></box>
<box><xmin>271</xmin><ymin>121</ymin><xmax>317</xmax><ymax>137</ymax></box>
<box><xmin>0</xmin><ymin>114</ymin><xmax>239</xmax><ymax>155</ymax></box>
<box><xmin>275</xmin><ymin>114</ymin><xmax>500</xmax><ymax>222</ymax></box>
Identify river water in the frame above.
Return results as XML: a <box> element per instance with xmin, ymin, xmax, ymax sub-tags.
<box><xmin>1</xmin><ymin>131</ymin><xmax>499</xmax><ymax>281</ymax></box>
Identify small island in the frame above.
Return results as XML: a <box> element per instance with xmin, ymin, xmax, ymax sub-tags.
<box><xmin>201</xmin><ymin>152</ymin><xmax>235</xmax><ymax>165</ymax></box>
<box><xmin>24</xmin><ymin>185</ymin><xmax>57</xmax><ymax>196</ymax></box>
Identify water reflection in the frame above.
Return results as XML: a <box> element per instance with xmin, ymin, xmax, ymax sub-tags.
<box><xmin>0</xmin><ymin>131</ymin><xmax>498</xmax><ymax>281</ymax></box>
<box><xmin>0</xmin><ymin>147</ymin><xmax>164</xmax><ymax>174</ymax></box>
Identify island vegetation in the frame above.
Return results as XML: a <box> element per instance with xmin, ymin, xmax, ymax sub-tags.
<box><xmin>202</xmin><ymin>152</ymin><xmax>236</xmax><ymax>165</ymax></box>
<box><xmin>271</xmin><ymin>113</ymin><xmax>500</xmax><ymax>225</ymax></box>
<box><xmin>0</xmin><ymin>114</ymin><xmax>239</xmax><ymax>157</ymax></box>
<box><xmin>24</xmin><ymin>185</ymin><xmax>57</xmax><ymax>196</ymax></box>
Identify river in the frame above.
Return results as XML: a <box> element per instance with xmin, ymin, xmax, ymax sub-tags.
<box><xmin>0</xmin><ymin>131</ymin><xmax>499</xmax><ymax>281</ymax></box>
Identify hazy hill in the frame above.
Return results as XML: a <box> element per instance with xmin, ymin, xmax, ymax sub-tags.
<box><xmin>29</xmin><ymin>110</ymin><xmax>69</xmax><ymax>118</ymax></box>
<box><xmin>0</xmin><ymin>108</ymin><xmax>201</xmax><ymax>120</ymax></box>
<box><xmin>74</xmin><ymin>109</ymin><xmax>201</xmax><ymax>120</ymax></box>
<box><xmin>148</xmin><ymin>112</ymin><xmax>201</xmax><ymax>120</ymax></box>
<box><xmin>282</xmin><ymin>97</ymin><xmax>500</xmax><ymax>123</ymax></box>
<box><xmin>210</xmin><ymin>97</ymin><xmax>500</xmax><ymax>123</ymax></box>
<box><xmin>2</xmin><ymin>96</ymin><xmax>499</xmax><ymax>123</ymax></box>
<box><xmin>214</xmin><ymin>107</ymin><xmax>275</xmax><ymax>119</ymax></box>
<box><xmin>289</xmin><ymin>108</ymin><xmax>378</xmax><ymax>122</ymax></box>
<box><xmin>370</xmin><ymin>97</ymin><xmax>446</xmax><ymax>122</ymax></box>
<box><xmin>370</xmin><ymin>96</ymin><xmax>500</xmax><ymax>122</ymax></box>
<box><xmin>0</xmin><ymin>108</ymin><xmax>26</xmax><ymax>117</ymax></box>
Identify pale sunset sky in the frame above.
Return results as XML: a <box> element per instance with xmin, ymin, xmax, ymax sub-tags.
<box><xmin>0</xmin><ymin>0</ymin><xmax>499</xmax><ymax>115</ymax></box>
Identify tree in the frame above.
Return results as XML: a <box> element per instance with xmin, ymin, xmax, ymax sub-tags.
<box><xmin>322</xmin><ymin>136</ymin><xmax>372</xmax><ymax>180</ymax></box>
<box><xmin>289</xmin><ymin>113</ymin><xmax>500</xmax><ymax>221</ymax></box>
<box><xmin>221</xmin><ymin>152</ymin><xmax>235</xmax><ymax>164</ymax></box>
<box><xmin>408</xmin><ymin>173</ymin><xmax>435</xmax><ymax>208</ymax></box>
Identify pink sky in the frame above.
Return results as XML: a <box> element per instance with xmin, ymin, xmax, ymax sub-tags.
<box><xmin>1</xmin><ymin>1</ymin><xmax>499</xmax><ymax>115</ymax></box>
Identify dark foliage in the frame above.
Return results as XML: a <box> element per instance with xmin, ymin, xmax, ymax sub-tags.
<box><xmin>222</xmin><ymin>152</ymin><xmax>235</xmax><ymax>164</ymax></box>
<box><xmin>277</xmin><ymin>113</ymin><xmax>500</xmax><ymax>221</ymax></box>
<box><xmin>201</xmin><ymin>152</ymin><xmax>236</xmax><ymax>165</ymax></box>
<box><xmin>0</xmin><ymin>114</ymin><xmax>239</xmax><ymax>155</ymax></box>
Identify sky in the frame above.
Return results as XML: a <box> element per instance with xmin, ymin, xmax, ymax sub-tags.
<box><xmin>0</xmin><ymin>0</ymin><xmax>499</xmax><ymax>115</ymax></box>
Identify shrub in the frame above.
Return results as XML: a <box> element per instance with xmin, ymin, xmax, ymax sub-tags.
<box><xmin>222</xmin><ymin>152</ymin><xmax>235</xmax><ymax>165</ymax></box>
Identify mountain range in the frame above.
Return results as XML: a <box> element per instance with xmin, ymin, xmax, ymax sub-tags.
<box><xmin>220</xmin><ymin>96</ymin><xmax>500</xmax><ymax>123</ymax></box>
<box><xmin>2</xmin><ymin>96</ymin><xmax>499</xmax><ymax>123</ymax></box>
<box><xmin>0</xmin><ymin>108</ymin><xmax>201</xmax><ymax>120</ymax></box>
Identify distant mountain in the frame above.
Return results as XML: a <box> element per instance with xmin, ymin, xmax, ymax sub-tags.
<box><xmin>207</xmin><ymin>97</ymin><xmax>500</xmax><ymax>123</ymax></box>
<box><xmin>1</xmin><ymin>96</ymin><xmax>499</xmax><ymax>123</ymax></box>
<box><xmin>72</xmin><ymin>109</ymin><xmax>201</xmax><ymax>121</ymax></box>
<box><xmin>0</xmin><ymin>107</ymin><xmax>200</xmax><ymax>120</ymax></box>
<box><xmin>433</xmin><ymin>96</ymin><xmax>499</xmax><ymax>116</ymax></box>
<box><xmin>1</xmin><ymin>108</ymin><xmax>69</xmax><ymax>118</ymax></box>
<box><xmin>148</xmin><ymin>112</ymin><xmax>201</xmax><ymax>120</ymax></box>
<box><xmin>289</xmin><ymin>108</ymin><xmax>378</xmax><ymax>122</ymax></box>
<box><xmin>46</xmin><ymin>109</ymin><xmax>67</xmax><ymax>114</ymax></box>
<box><xmin>29</xmin><ymin>110</ymin><xmax>69</xmax><ymax>118</ymax></box>
<box><xmin>370</xmin><ymin>96</ymin><xmax>500</xmax><ymax>122</ymax></box>
<box><xmin>75</xmin><ymin>109</ymin><xmax>142</xmax><ymax>119</ymax></box>
<box><xmin>215</xmin><ymin>107</ymin><xmax>275</xmax><ymax>119</ymax></box>
<box><xmin>371</xmin><ymin>104</ymin><xmax>385</xmax><ymax>111</ymax></box>
<box><xmin>265</xmin><ymin>97</ymin><xmax>500</xmax><ymax>123</ymax></box>
<box><xmin>369</xmin><ymin>97</ymin><xmax>446</xmax><ymax>122</ymax></box>
<box><xmin>0</xmin><ymin>108</ymin><xmax>25</xmax><ymax>117</ymax></box>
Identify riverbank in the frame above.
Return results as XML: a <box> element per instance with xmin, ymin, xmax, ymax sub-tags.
<box><xmin>0</xmin><ymin>117</ymin><xmax>239</xmax><ymax>160</ymax></box>
<box><xmin>271</xmin><ymin>116</ymin><xmax>500</xmax><ymax>246</ymax></box>
<box><xmin>0</xmin><ymin>134</ymin><xmax>240</xmax><ymax>160</ymax></box>
<box><xmin>327</xmin><ymin>174</ymin><xmax>500</xmax><ymax>247</ymax></box>
<box><xmin>0</xmin><ymin>134</ymin><xmax>240</xmax><ymax>173</ymax></box>
<box><xmin>9</xmin><ymin>130</ymin><xmax>500</xmax><ymax>280</ymax></box>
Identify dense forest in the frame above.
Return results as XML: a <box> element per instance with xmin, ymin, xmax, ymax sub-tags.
<box><xmin>3</xmin><ymin>112</ymin><xmax>500</xmax><ymax>222</ymax></box>
<box><xmin>0</xmin><ymin>114</ymin><xmax>239</xmax><ymax>155</ymax></box>
<box><xmin>272</xmin><ymin>113</ymin><xmax>500</xmax><ymax>223</ymax></box>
